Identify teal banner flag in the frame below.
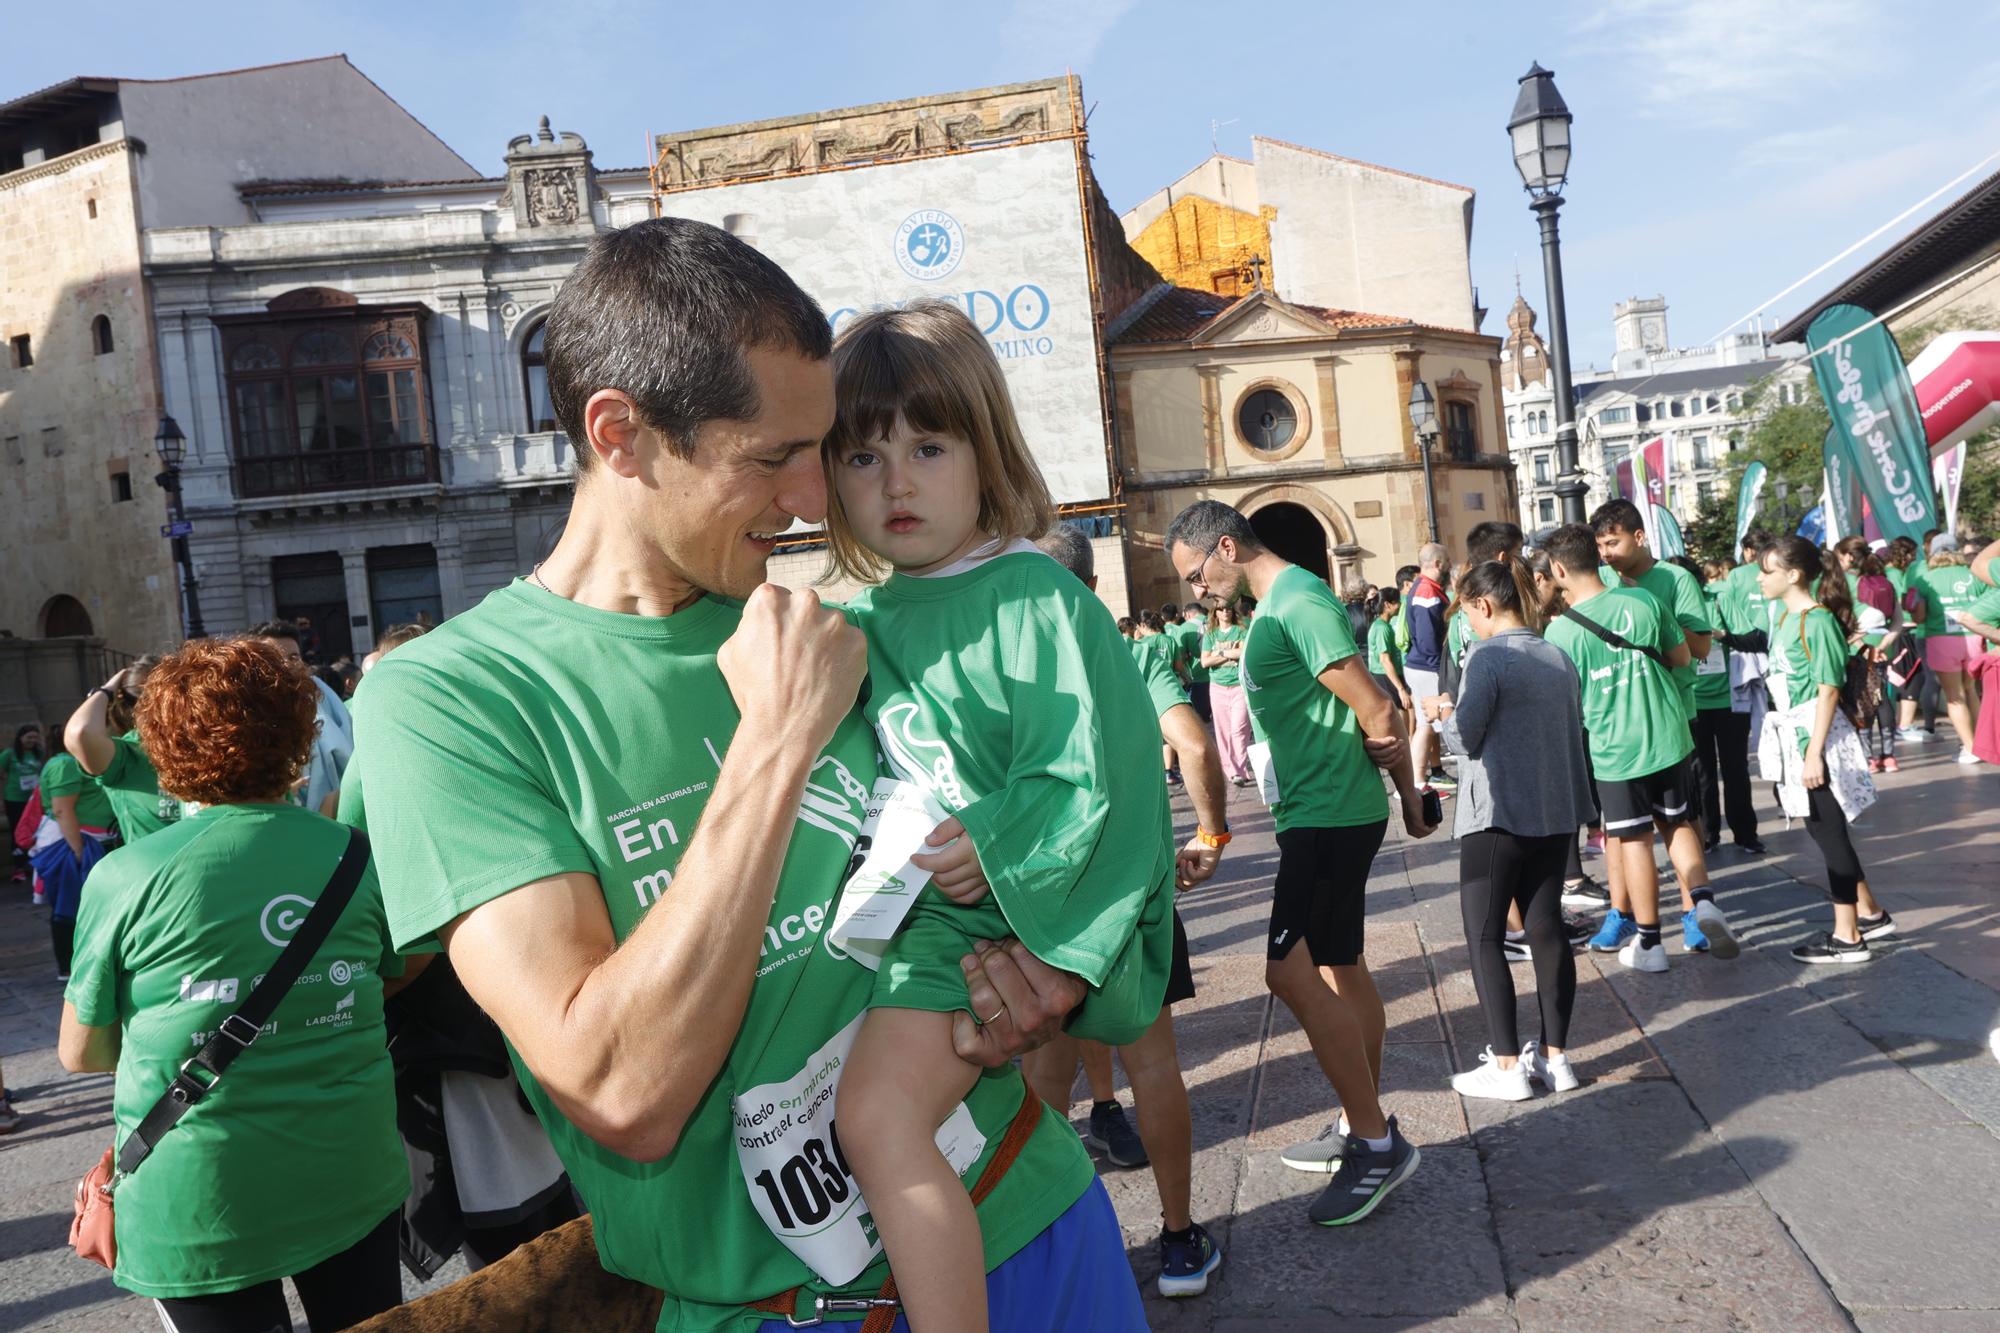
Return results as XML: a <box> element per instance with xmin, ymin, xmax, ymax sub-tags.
<box><xmin>1822</xmin><ymin>427</ymin><xmax>1864</xmax><ymax>540</ymax></box>
<box><xmin>1652</xmin><ymin>505</ymin><xmax>1686</xmax><ymax>558</ymax></box>
<box><xmin>1736</xmin><ymin>461</ymin><xmax>1767</xmax><ymax>551</ymax></box>
<box><xmin>1806</xmin><ymin>304</ymin><xmax>1938</xmax><ymax>544</ymax></box>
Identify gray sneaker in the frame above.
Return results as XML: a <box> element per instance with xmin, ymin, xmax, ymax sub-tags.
<box><xmin>1309</xmin><ymin>1120</ymin><xmax>1420</xmax><ymax>1226</ymax></box>
<box><xmin>0</xmin><ymin>1096</ymin><xmax>18</xmax><ymax>1135</ymax></box>
<box><xmin>1279</xmin><ymin>1116</ymin><xmax>1351</xmax><ymax>1173</ymax></box>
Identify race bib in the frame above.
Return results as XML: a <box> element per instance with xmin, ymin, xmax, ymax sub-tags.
<box><xmin>1696</xmin><ymin>644</ymin><xmax>1727</xmax><ymax>676</ymax></box>
<box><xmin>1249</xmin><ymin>741</ymin><xmax>1282</xmax><ymax>806</ymax></box>
<box><xmin>826</xmin><ymin>778</ymin><xmax>948</xmax><ymax>971</ymax></box>
<box><xmin>734</xmin><ymin>1012</ymin><xmax>987</xmax><ymax>1284</ymax></box>
<box><xmin>18</xmin><ymin>773</ymin><xmax>37</xmax><ymax>792</ymax></box>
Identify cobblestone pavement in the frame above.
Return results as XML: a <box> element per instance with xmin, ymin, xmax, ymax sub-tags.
<box><xmin>2</xmin><ymin>740</ymin><xmax>1995</xmax><ymax>1329</ymax></box>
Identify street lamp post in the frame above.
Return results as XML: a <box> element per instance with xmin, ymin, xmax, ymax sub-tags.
<box><xmin>1510</xmin><ymin>63</ymin><xmax>1587</xmax><ymax>525</ymax></box>
<box><xmin>1407</xmin><ymin>378</ymin><xmax>1441</xmax><ymax>542</ymax></box>
<box><xmin>154</xmin><ymin>414</ymin><xmax>205</xmax><ymax>639</ymax></box>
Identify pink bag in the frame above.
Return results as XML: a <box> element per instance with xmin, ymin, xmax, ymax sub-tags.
<box><xmin>70</xmin><ymin>1148</ymin><xmax>116</xmax><ymax>1269</ymax></box>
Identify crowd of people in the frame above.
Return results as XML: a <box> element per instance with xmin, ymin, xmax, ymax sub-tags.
<box><xmin>1</xmin><ymin>215</ymin><xmax>1989</xmax><ymax>1330</ymax></box>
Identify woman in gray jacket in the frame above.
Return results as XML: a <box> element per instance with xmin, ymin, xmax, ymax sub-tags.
<box><xmin>1423</xmin><ymin>559</ymin><xmax>1596</xmax><ymax>1101</ymax></box>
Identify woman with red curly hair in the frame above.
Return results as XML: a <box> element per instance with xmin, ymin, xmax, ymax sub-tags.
<box><xmin>58</xmin><ymin>637</ymin><xmax>408</xmax><ymax>1332</ymax></box>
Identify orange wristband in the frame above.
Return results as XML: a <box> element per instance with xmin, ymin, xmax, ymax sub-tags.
<box><xmin>1196</xmin><ymin>827</ymin><xmax>1233</xmax><ymax>849</ymax></box>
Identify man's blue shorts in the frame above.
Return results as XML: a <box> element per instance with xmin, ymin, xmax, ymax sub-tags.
<box><xmin>755</xmin><ymin>1177</ymin><xmax>1144</xmax><ymax>1331</ymax></box>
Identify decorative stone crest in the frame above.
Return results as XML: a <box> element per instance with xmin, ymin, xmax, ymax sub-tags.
<box><xmin>524</xmin><ymin>168</ymin><xmax>579</xmax><ymax>225</ymax></box>
<box><xmin>504</xmin><ymin>116</ymin><xmax>595</xmax><ymax>230</ymax></box>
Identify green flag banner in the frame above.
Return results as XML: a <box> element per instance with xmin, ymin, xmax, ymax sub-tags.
<box><xmin>1653</xmin><ymin>505</ymin><xmax>1686</xmax><ymax>558</ymax></box>
<box><xmin>1735</xmin><ymin>461</ymin><xmax>1767</xmax><ymax>551</ymax></box>
<box><xmin>1806</xmin><ymin>304</ymin><xmax>1938</xmax><ymax>544</ymax></box>
<box><xmin>1822</xmin><ymin>426</ymin><xmax>1864</xmax><ymax>540</ymax></box>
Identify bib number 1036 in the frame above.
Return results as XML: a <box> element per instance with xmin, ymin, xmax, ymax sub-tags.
<box><xmin>750</xmin><ymin>1120</ymin><xmax>855</xmax><ymax>1230</ymax></box>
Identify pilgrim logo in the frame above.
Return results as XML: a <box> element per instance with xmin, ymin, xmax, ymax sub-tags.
<box><xmin>849</xmin><ymin>871</ymin><xmax>909</xmax><ymax>896</ymax></box>
<box><xmin>895</xmin><ymin>210</ymin><xmax>965</xmax><ymax>282</ymax></box>
<box><xmin>260</xmin><ymin>894</ymin><xmax>315</xmax><ymax>948</ymax></box>
<box><xmin>878</xmin><ymin>701</ymin><xmax>966</xmax><ymax>809</ymax></box>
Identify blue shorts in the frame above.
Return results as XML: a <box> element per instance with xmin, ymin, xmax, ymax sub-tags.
<box><xmin>755</xmin><ymin>1177</ymin><xmax>1144</xmax><ymax>1332</ymax></box>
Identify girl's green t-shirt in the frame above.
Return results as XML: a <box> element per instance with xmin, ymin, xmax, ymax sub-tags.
<box><xmin>97</xmin><ymin>731</ymin><xmax>183</xmax><ymax>844</ymax></box>
<box><xmin>1204</xmin><ymin>624</ymin><xmax>1246</xmax><ymax>686</ymax></box>
<box><xmin>1</xmin><ymin>747</ymin><xmax>42</xmax><ymax>803</ymax></box>
<box><xmin>1771</xmin><ymin>606</ymin><xmax>1849</xmax><ymax>712</ymax></box>
<box><xmin>40</xmin><ymin>752</ymin><xmax>114</xmax><ymax>829</ymax></box>
<box><xmin>1912</xmin><ymin>564</ymin><xmax>1982</xmax><ymax>636</ymax></box>
<box><xmin>1692</xmin><ymin>587</ymin><xmax>1733</xmax><ymax>712</ymax></box>
<box><xmin>1365</xmin><ymin>617</ymin><xmax>1401</xmax><ymax>679</ymax></box>
<box><xmin>64</xmin><ymin>804</ymin><xmax>407</xmax><ymax>1298</ymax></box>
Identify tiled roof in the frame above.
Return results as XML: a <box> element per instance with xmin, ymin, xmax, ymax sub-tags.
<box><xmin>1109</xmin><ymin>285</ymin><xmax>1411</xmax><ymax>345</ymax></box>
<box><xmin>238</xmin><ymin>176</ymin><xmax>497</xmax><ymax>197</ymax></box>
<box><xmin>1574</xmin><ymin>359</ymin><xmax>1790</xmax><ymax>402</ymax></box>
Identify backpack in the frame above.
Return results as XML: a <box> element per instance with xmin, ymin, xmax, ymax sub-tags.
<box><xmin>1797</xmin><ymin>609</ymin><xmax>1880</xmax><ymax>729</ymax></box>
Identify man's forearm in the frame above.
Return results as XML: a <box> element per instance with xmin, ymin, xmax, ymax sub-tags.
<box><xmin>65</xmin><ymin>691</ymin><xmax>117</xmax><ymax>775</ymax></box>
<box><xmin>1161</xmin><ymin>704</ymin><xmax>1226</xmax><ymax>832</ymax></box>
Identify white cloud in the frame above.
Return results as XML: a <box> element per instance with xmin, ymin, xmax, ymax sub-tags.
<box><xmin>998</xmin><ymin>0</ymin><xmax>1142</xmax><ymax>73</ymax></box>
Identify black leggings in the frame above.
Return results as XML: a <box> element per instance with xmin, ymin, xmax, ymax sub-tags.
<box><xmin>153</xmin><ymin>1210</ymin><xmax>401</xmax><ymax>1332</ymax></box>
<box><xmin>50</xmin><ymin>917</ymin><xmax>75</xmax><ymax>977</ymax></box>
<box><xmin>1460</xmin><ymin>828</ymin><xmax>1575</xmax><ymax>1056</ymax></box>
<box><xmin>1803</xmin><ymin>784</ymin><xmax>1867</xmax><ymax>905</ymax></box>
<box><xmin>1691</xmin><ymin>708</ymin><xmax>1758</xmax><ymax>843</ymax></box>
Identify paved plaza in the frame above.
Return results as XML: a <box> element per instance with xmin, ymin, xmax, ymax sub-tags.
<box><xmin>1</xmin><ymin>742</ymin><xmax>1995</xmax><ymax>1330</ymax></box>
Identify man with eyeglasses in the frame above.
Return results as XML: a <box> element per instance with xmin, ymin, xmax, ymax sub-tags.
<box><xmin>1165</xmin><ymin>499</ymin><xmax>1438</xmax><ymax>1229</ymax></box>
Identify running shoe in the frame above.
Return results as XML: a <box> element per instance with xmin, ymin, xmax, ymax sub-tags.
<box><xmin>0</xmin><ymin>1095</ymin><xmax>18</xmax><ymax>1134</ymax></box>
<box><xmin>1681</xmin><ymin>913</ymin><xmax>1710</xmax><ymax>953</ymax></box>
<box><xmin>1083</xmin><ymin>1099</ymin><xmax>1149</xmax><ymax>1168</ymax></box>
<box><xmin>1702</xmin><ymin>833</ymin><xmax>1722</xmax><ymax>854</ymax></box>
<box><xmin>1588</xmin><ymin>908</ymin><xmax>1636</xmax><ymax>953</ymax></box>
<box><xmin>1308</xmin><ymin>1119</ymin><xmax>1420</xmax><ymax>1226</ymax></box>
<box><xmin>1428</xmin><ymin>769</ymin><xmax>1457</xmax><ymax>793</ymax></box>
<box><xmin>1734</xmin><ymin>838</ymin><xmax>1768</xmax><ymax>855</ymax></box>
<box><xmin>1156</xmin><ymin>1222</ymin><xmax>1223</xmax><ymax>1298</ymax></box>
<box><xmin>1896</xmin><ymin>726</ymin><xmax>1932</xmax><ymax>744</ymax></box>
<box><xmin>1451</xmin><ymin>1047</ymin><xmax>1532</xmax><ymax>1101</ymax></box>
<box><xmin>1957</xmin><ymin>749</ymin><xmax>1982</xmax><ymax>766</ymax></box>
<box><xmin>1866</xmin><ymin>757</ymin><xmax>1883</xmax><ymax>774</ymax></box>
<box><xmin>1881</xmin><ymin>756</ymin><xmax>1901</xmax><ymax>774</ymax></box>
<box><xmin>1279</xmin><ymin>1118</ymin><xmax>1351</xmax><ymax>1173</ymax></box>
<box><xmin>1857</xmin><ymin>911</ymin><xmax>1897</xmax><ymax>941</ymax></box>
<box><xmin>1618</xmin><ymin>937</ymin><xmax>1668</xmax><ymax>973</ymax></box>
<box><xmin>1562</xmin><ymin>909</ymin><xmax>1595</xmax><ymax>944</ymax></box>
<box><xmin>1561</xmin><ymin>875</ymin><xmax>1610</xmax><ymax>908</ymax></box>
<box><xmin>1691</xmin><ymin>900</ymin><xmax>1740</xmax><ymax>960</ymax></box>
<box><xmin>1166</xmin><ymin>769</ymin><xmax>1185</xmax><ymax>786</ymax></box>
<box><xmin>31</xmin><ymin>887</ymin><xmax>46</xmax><ymax>906</ymax></box>
<box><xmin>1500</xmin><ymin>936</ymin><xmax>1531</xmax><ymax>963</ymax></box>
<box><xmin>1522</xmin><ymin>1040</ymin><xmax>1580</xmax><ymax>1093</ymax></box>
<box><xmin>1790</xmin><ymin>932</ymin><xmax>1871</xmax><ymax>965</ymax></box>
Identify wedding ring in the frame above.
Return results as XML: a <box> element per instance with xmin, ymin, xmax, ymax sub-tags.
<box><xmin>977</xmin><ymin>1008</ymin><xmax>1006</xmax><ymax>1027</ymax></box>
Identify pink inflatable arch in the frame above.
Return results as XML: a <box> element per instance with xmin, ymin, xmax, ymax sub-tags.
<box><xmin>1911</xmin><ymin>331</ymin><xmax>2000</xmax><ymax>453</ymax></box>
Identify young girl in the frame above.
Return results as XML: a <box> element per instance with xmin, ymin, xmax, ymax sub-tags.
<box><xmin>1758</xmin><ymin>538</ymin><xmax>1895</xmax><ymax>962</ymax></box>
<box><xmin>1201</xmin><ymin>603</ymin><xmax>1252</xmax><ymax>785</ymax></box>
<box><xmin>1907</xmin><ymin>538</ymin><xmax>1984</xmax><ymax>762</ymax></box>
<box><xmin>823</xmin><ymin>301</ymin><xmax>1175</xmax><ymax>1330</ymax></box>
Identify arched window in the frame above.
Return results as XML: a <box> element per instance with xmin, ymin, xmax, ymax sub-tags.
<box><xmin>522</xmin><ymin>321</ymin><xmax>558</xmax><ymax>432</ymax></box>
<box><xmin>39</xmin><ymin>594</ymin><xmax>93</xmax><ymax>637</ymax></box>
<box><xmin>91</xmin><ymin>315</ymin><xmax>114</xmax><ymax>355</ymax></box>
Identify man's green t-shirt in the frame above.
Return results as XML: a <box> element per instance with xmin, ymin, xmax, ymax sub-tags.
<box><xmin>1173</xmin><ymin>619</ymin><xmax>1209</xmax><ymax>684</ymax></box>
<box><xmin>64</xmin><ymin>804</ymin><xmax>406</xmax><ymax>1298</ymax></box>
<box><xmin>1365</xmin><ymin>617</ymin><xmax>1402</xmax><ymax>680</ymax></box>
<box><xmin>1721</xmin><ymin>561</ymin><xmax>1773</xmax><ymax>639</ymax></box>
<box><xmin>1771</xmin><ymin>606</ymin><xmax>1849</xmax><ymax>712</ymax></box>
<box><xmin>1137</xmin><ymin>636</ymin><xmax>1191</xmax><ymax>716</ymax></box>
<box><xmin>97</xmin><ymin>731</ymin><xmax>182</xmax><ymax>844</ymax></box>
<box><xmin>1240</xmin><ymin>565</ymin><xmax>1389</xmax><ymax>832</ymax></box>
<box><xmin>1603</xmin><ymin>560</ymin><xmax>1709</xmax><ymax>720</ymax></box>
<box><xmin>346</xmin><ymin>581</ymin><xmax>1098</xmax><ymax>1329</ymax></box>
<box><xmin>846</xmin><ymin>552</ymin><xmax>1174</xmax><ymax>1000</ymax></box>
<box><xmin>1692</xmin><ymin>587</ymin><xmax>1732</xmax><ymax>712</ymax></box>
<box><xmin>1203</xmin><ymin>624</ymin><xmax>1246</xmax><ymax>686</ymax></box>
<box><xmin>1</xmin><ymin>747</ymin><xmax>42</xmax><ymax>803</ymax></box>
<box><xmin>1912</xmin><ymin>564</ymin><xmax>1982</xmax><ymax>635</ymax></box>
<box><xmin>1545</xmin><ymin>586</ymin><xmax>1693</xmax><ymax>781</ymax></box>
<box><xmin>1445</xmin><ymin>608</ymin><xmax>1472</xmax><ymax>668</ymax></box>
<box><xmin>41</xmin><ymin>752</ymin><xmax>113</xmax><ymax>829</ymax></box>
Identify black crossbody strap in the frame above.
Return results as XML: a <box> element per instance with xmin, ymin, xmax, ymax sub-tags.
<box><xmin>115</xmin><ymin>826</ymin><xmax>370</xmax><ymax>1179</ymax></box>
<box><xmin>1561</xmin><ymin>606</ymin><xmax>1673</xmax><ymax>669</ymax></box>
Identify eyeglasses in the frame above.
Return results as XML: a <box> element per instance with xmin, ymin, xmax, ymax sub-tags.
<box><xmin>1180</xmin><ymin>539</ymin><xmax>1221</xmax><ymax>590</ymax></box>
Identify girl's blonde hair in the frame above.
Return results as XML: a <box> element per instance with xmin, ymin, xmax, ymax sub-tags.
<box><xmin>823</xmin><ymin>300</ymin><xmax>1055</xmax><ymax>583</ymax></box>
<box><xmin>1929</xmin><ymin>547</ymin><xmax>1968</xmax><ymax>569</ymax></box>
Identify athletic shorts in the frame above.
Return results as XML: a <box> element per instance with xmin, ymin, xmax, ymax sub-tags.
<box><xmin>755</xmin><ymin>1176</ymin><xmax>1145</xmax><ymax>1333</ymax></box>
<box><xmin>1269</xmin><ymin>820</ymin><xmax>1389</xmax><ymax>967</ymax></box>
<box><xmin>1164</xmin><ymin>907</ymin><xmax>1196</xmax><ymax>1006</ymax></box>
<box><xmin>1596</xmin><ymin>754</ymin><xmax>1698</xmax><ymax>834</ymax></box>
<box><xmin>1926</xmin><ymin>633</ymin><xmax>1982</xmax><ymax>674</ymax></box>
<box><xmin>1404</xmin><ymin>667</ymin><xmax>1444</xmax><ymax>731</ymax></box>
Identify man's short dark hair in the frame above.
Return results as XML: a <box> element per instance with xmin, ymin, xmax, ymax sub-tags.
<box><xmin>1034</xmin><ymin>522</ymin><xmax>1094</xmax><ymax>582</ymax></box>
<box><xmin>1183</xmin><ymin>601</ymin><xmax>1204</xmax><ymax>616</ymax></box>
<box><xmin>1465</xmin><ymin>520</ymin><xmax>1525</xmax><ymax>565</ymax></box>
<box><xmin>1590</xmin><ymin>498</ymin><xmax>1645</xmax><ymax>536</ymax></box>
<box><xmin>246</xmin><ymin>620</ymin><xmax>301</xmax><ymax>645</ymax></box>
<box><xmin>1394</xmin><ymin>564</ymin><xmax>1419</xmax><ymax>589</ymax></box>
<box><xmin>1379</xmin><ymin>586</ymin><xmax>1400</xmax><ymax>607</ymax></box>
<box><xmin>544</xmin><ymin>217</ymin><xmax>832</xmax><ymax>468</ymax></box>
<box><xmin>1164</xmin><ymin>499</ymin><xmax>1263</xmax><ymax>560</ymax></box>
<box><xmin>1544</xmin><ymin>523</ymin><xmax>1600</xmax><ymax>574</ymax></box>
<box><xmin>1743</xmin><ymin>528</ymin><xmax>1774</xmax><ymax>555</ymax></box>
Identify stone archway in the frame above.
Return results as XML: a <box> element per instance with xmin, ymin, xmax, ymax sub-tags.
<box><xmin>1239</xmin><ymin>483</ymin><xmax>1362</xmax><ymax>595</ymax></box>
<box><xmin>38</xmin><ymin>594</ymin><xmax>93</xmax><ymax>637</ymax></box>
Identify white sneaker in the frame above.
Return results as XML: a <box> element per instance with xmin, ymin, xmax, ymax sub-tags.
<box><xmin>1619</xmin><ymin>937</ymin><xmax>1668</xmax><ymax>973</ymax></box>
<box><xmin>1896</xmin><ymin>726</ymin><xmax>1931</xmax><ymax>744</ymax></box>
<box><xmin>1522</xmin><ymin>1040</ymin><xmax>1580</xmax><ymax>1092</ymax></box>
<box><xmin>1957</xmin><ymin>748</ymin><xmax>1983</xmax><ymax>766</ymax></box>
<box><xmin>1451</xmin><ymin>1047</ymin><xmax>1532</xmax><ymax>1101</ymax></box>
<box><xmin>1692</xmin><ymin>900</ymin><xmax>1740</xmax><ymax>960</ymax></box>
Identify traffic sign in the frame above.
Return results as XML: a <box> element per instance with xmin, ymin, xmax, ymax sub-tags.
<box><xmin>161</xmin><ymin>520</ymin><xmax>193</xmax><ymax>538</ymax></box>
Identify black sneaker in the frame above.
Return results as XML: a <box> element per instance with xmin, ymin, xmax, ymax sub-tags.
<box><xmin>1702</xmin><ymin>835</ymin><xmax>1721</xmax><ymax>854</ymax></box>
<box><xmin>1857</xmin><ymin>911</ymin><xmax>1896</xmax><ymax>941</ymax></box>
<box><xmin>1790</xmin><ymin>932</ymin><xmax>1872</xmax><ymax>965</ymax></box>
<box><xmin>1156</xmin><ymin>1222</ymin><xmax>1223</xmax><ymax>1297</ymax></box>
<box><xmin>1083</xmin><ymin>1099</ymin><xmax>1149</xmax><ymax>1168</ymax></box>
<box><xmin>1560</xmin><ymin>875</ymin><xmax>1610</xmax><ymax>908</ymax></box>
<box><xmin>1500</xmin><ymin>936</ymin><xmax>1531</xmax><ymax>963</ymax></box>
<box><xmin>1734</xmin><ymin>838</ymin><xmax>1768</xmax><ymax>855</ymax></box>
<box><xmin>1309</xmin><ymin>1118</ymin><xmax>1420</xmax><ymax>1226</ymax></box>
<box><xmin>1561</xmin><ymin>909</ymin><xmax>1596</xmax><ymax>944</ymax></box>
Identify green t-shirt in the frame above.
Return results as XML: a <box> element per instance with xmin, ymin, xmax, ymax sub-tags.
<box><xmin>1771</xmin><ymin>605</ymin><xmax>1849</xmax><ymax>712</ymax></box>
<box><xmin>97</xmin><ymin>731</ymin><xmax>182</xmax><ymax>844</ymax></box>
<box><xmin>1912</xmin><ymin>564</ymin><xmax>1982</xmax><ymax>636</ymax></box>
<box><xmin>1203</xmin><ymin>624</ymin><xmax>1246</xmax><ymax>686</ymax></box>
<box><xmin>1545</xmin><ymin>586</ymin><xmax>1693</xmax><ymax>781</ymax></box>
<box><xmin>1</xmin><ymin>746</ymin><xmax>42</xmax><ymax>803</ymax></box>
<box><xmin>1365</xmin><ymin>617</ymin><xmax>1402</xmax><ymax>680</ymax></box>
<box><xmin>1603</xmin><ymin>560</ymin><xmax>1709</xmax><ymax>720</ymax></box>
<box><xmin>1173</xmin><ymin>619</ymin><xmax>1209</xmax><ymax>684</ymax></box>
<box><xmin>1137</xmin><ymin>636</ymin><xmax>1191</xmax><ymax>717</ymax></box>
<box><xmin>1445</xmin><ymin>609</ymin><xmax>1473</xmax><ymax>668</ymax></box>
<box><xmin>41</xmin><ymin>752</ymin><xmax>114</xmax><ymax>829</ymax></box>
<box><xmin>1959</xmin><ymin>581</ymin><xmax>2000</xmax><ymax>632</ymax></box>
<box><xmin>1240</xmin><ymin>565</ymin><xmax>1389</xmax><ymax>832</ymax></box>
<box><xmin>1720</xmin><ymin>561</ymin><xmax>1772</xmax><ymax>639</ymax></box>
<box><xmin>846</xmin><ymin>552</ymin><xmax>1174</xmax><ymax>995</ymax></box>
<box><xmin>345</xmin><ymin>581</ymin><xmax>1097</xmax><ymax>1328</ymax></box>
<box><xmin>64</xmin><ymin>804</ymin><xmax>406</xmax><ymax>1298</ymax></box>
<box><xmin>1691</xmin><ymin>587</ymin><xmax>1732</xmax><ymax>712</ymax></box>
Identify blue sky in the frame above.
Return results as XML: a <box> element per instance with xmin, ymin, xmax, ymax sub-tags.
<box><xmin>13</xmin><ymin>0</ymin><xmax>2000</xmax><ymax>365</ymax></box>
